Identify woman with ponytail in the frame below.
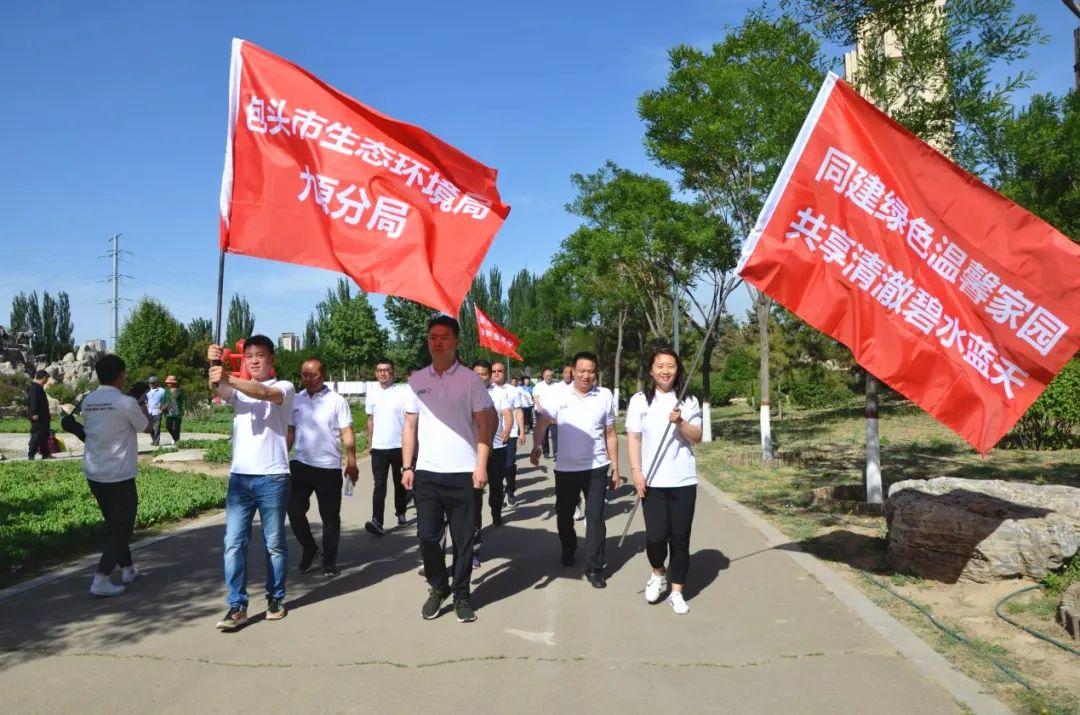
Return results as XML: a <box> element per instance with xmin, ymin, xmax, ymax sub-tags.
<box><xmin>625</xmin><ymin>347</ymin><xmax>703</xmax><ymax>615</ymax></box>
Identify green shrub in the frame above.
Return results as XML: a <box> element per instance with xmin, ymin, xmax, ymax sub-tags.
<box><xmin>46</xmin><ymin>382</ymin><xmax>78</xmax><ymax>406</ymax></box>
<box><xmin>785</xmin><ymin>366</ymin><xmax>855</xmax><ymax>408</ymax></box>
<box><xmin>204</xmin><ymin>440</ymin><xmax>232</xmax><ymax>464</ymax></box>
<box><xmin>0</xmin><ymin>372</ymin><xmax>30</xmax><ymax>408</ymax></box>
<box><xmin>1002</xmin><ymin>359</ymin><xmax>1080</xmax><ymax>450</ymax></box>
<box><xmin>712</xmin><ymin>348</ymin><xmax>757</xmax><ymax>405</ymax></box>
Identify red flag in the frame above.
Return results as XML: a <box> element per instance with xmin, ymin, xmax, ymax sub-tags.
<box><xmin>475</xmin><ymin>306</ymin><xmax>523</xmax><ymax>361</ymax></box>
<box><xmin>218</xmin><ymin>39</ymin><xmax>510</xmax><ymax>315</ymax></box>
<box><xmin>738</xmin><ymin>73</ymin><xmax>1080</xmax><ymax>453</ymax></box>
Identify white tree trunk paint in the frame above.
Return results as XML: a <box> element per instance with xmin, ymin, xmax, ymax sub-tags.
<box><xmin>760</xmin><ymin>404</ymin><xmax>773</xmax><ymax>460</ymax></box>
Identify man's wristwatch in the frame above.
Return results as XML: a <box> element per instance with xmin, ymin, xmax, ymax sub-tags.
<box><xmin>402</xmin><ymin>466</ymin><xmax>414</xmax><ymax>474</ymax></box>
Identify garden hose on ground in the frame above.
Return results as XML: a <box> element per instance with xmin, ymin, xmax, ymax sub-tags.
<box><xmin>994</xmin><ymin>585</ymin><xmax>1080</xmax><ymax>658</ymax></box>
<box><xmin>863</xmin><ymin>575</ymin><xmax>1032</xmax><ymax>690</ymax></box>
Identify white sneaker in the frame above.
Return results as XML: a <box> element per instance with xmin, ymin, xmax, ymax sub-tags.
<box><xmin>573</xmin><ymin>504</ymin><xmax>585</xmax><ymax>521</ymax></box>
<box><xmin>644</xmin><ymin>573</ymin><xmax>668</xmax><ymax>604</ymax></box>
<box><xmin>89</xmin><ymin>574</ymin><xmax>125</xmax><ymax>598</ymax></box>
<box><xmin>668</xmin><ymin>591</ymin><xmax>689</xmax><ymax>615</ymax></box>
<box><xmin>121</xmin><ymin>566</ymin><xmax>140</xmax><ymax>585</ymax></box>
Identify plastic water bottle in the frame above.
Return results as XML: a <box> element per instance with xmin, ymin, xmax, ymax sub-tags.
<box><xmin>343</xmin><ymin>478</ymin><xmax>354</xmax><ymax>497</ymax></box>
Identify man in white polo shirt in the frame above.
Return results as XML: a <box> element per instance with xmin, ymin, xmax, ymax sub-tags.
<box><xmin>145</xmin><ymin>376</ymin><xmax>166</xmax><ymax>446</ymax></box>
<box><xmin>491</xmin><ymin>361</ymin><xmax>526</xmax><ymax>508</ymax></box>
<box><xmin>531</xmin><ymin>368</ymin><xmax>557</xmax><ymax>458</ymax></box>
<box><xmin>287</xmin><ymin>357</ymin><xmax>357</xmax><ymax>577</ymax></box>
<box><xmin>364</xmin><ymin>357</ymin><xmax>411</xmax><ymax>535</ymax></box>
<box><xmin>402</xmin><ymin>315</ymin><xmax>496</xmax><ymax>623</ymax></box>
<box><xmin>531</xmin><ymin>351</ymin><xmax>619</xmax><ymax>589</ymax></box>
<box><xmin>80</xmin><ymin>354</ymin><xmax>152</xmax><ymax>597</ymax></box>
<box><xmin>471</xmin><ymin>360</ymin><xmax>512</xmax><ymax>570</ymax></box>
<box><xmin>208</xmin><ymin>335</ymin><xmax>296</xmax><ymax>631</ymax></box>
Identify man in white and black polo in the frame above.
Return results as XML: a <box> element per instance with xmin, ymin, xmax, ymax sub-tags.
<box><xmin>402</xmin><ymin>315</ymin><xmax>496</xmax><ymax>623</ymax></box>
<box><xmin>364</xmin><ymin>357</ymin><xmax>411</xmax><ymax>535</ymax></box>
<box><xmin>531</xmin><ymin>351</ymin><xmax>619</xmax><ymax>589</ymax></box>
<box><xmin>491</xmin><ymin>361</ymin><xmax>526</xmax><ymax>508</ymax></box>
<box><xmin>287</xmin><ymin>358</ymin><xmax>358</xmax><ymax>577</ymax></box>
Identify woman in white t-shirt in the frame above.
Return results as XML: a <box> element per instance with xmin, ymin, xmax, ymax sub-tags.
<box><xmin>625</xmin><ymin>348</ymin><xmax>703</xmax><ymax>615</ymax></box>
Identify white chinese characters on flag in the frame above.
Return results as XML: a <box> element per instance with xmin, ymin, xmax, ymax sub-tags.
<box><xmin>475</xmin><ymin>306</ymin><xmax>523</xmax><ymax>361</ymax></box>
<box><xmin>219</xmin><ymin>39</ymin><xmax>509</xmax><ymax>315</ymax></box>
<box><xmin>738</xmin><ymin>73</ymin><xmax>1080</xmax><ymax>453</ymax></box>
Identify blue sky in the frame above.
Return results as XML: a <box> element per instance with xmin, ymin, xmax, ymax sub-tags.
<box><xmin>2</xmin><ymin>1</ymin><xmax>1076</xmax><ymax>348</ymax></box>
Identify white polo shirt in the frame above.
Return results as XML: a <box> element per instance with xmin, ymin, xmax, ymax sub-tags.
<box><xmin>365</xmin><ymin>382</ymin><xmax>410</xmax><ymax>450</ymax></box>
<box><xmin>531</xmin><ymin>380</ymin><xmax>557</xmax><ymax>412</ymax></box>
<box><xmin>81</xmin><ymin>385</ymin><xmax>147</xmax><ymax>483</ymax></box>
<box><xmin>489</xmin><ymin>383</ymin><xmax>514</xmax><ymax>449</ymax></box>
<box><xmin>292</xmin><ymin>386</ymin><xmax>352</xmax><ymax>469</ymax></box>
<box><xmin>501</xmin><ymin>384</ymin><xmax>524</xmax><ymax>438</ymax></box>
<box><xmin>625</xmin><ymin>391</ymin><xmax>702</xmax><ymax>488</ymax></box>
<box><xmin>229</xmin><ymin>379</ymin><xmax>295</xmax><ymax>475</ymax></box>
<box><xmin>145</xmin><ymin>386</ymin><xmax>166</xmax><ymax>416</ymax></box>
<box><xmin>406</xmin><ymin>362</ymin><xmax>494</xmax><ymax>473</ymax></box>
<box><xmin>541</xmin><ymin>384</ymin><xmax>616</xmax><ymax>472</ymax></box>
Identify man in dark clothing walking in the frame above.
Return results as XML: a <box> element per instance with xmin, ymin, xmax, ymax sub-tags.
<box><xmin>27</xmin><ymin>370</ymin><xmax>52</xmax><ymax>460</ymax></box>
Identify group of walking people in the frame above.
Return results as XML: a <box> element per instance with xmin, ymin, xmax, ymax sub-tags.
<box><xmin>76</xmin><ymin>313</ymin><xmax>705</xmax><ymax>627</ymax></box>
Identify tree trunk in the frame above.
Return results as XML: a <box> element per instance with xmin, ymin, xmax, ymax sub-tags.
<box><xmin>613</xmin><ymin>308</ymin><xmax>626</xmax><ymax>413</ymax></box>
<box><xmin>865</xmin><ymin>372</ymin><xmax>883</xmax><ymax>504</ymax></box>
<box><xmin>700</xmin><ymin>333</ymin><xmax>716</xmax><ymax>443</ymax></box>
<box><xmin>756</xmin><ymin>292</ymin><xmax>773</xmax><ymax>460</ymax></box>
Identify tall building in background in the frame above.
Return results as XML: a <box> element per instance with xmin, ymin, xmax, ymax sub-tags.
<box><xmin>843</xmin><ymin>0</ymin><xmax>951</xmax><ymax>153</ymax></box>
<box><xmin>278</xmin><ymin>332</ymin><xmax>300</xmax><ymax>352</ymax></box>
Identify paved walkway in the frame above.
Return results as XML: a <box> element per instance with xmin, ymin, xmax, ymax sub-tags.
<box><xmin>0</xmin><ymin>431</ymin><xmax>226</xmax><ymax>461</ymax></box>
<box><xmin>0</xmin><ymin>448</ymin><xmax>996</xmax><ymax>714</ymax></box>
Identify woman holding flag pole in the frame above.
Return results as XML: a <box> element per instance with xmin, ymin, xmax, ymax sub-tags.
<box><xmin>625</xmin><ymin>348</ymin><xmax>703</xmax><ymax>615</ymax></box>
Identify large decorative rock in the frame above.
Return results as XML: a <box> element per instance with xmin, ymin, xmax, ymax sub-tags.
<box><xmin>886</xmin><ymin>477</ymin><xmax>1080</xmax><ymax>583</ymax></box>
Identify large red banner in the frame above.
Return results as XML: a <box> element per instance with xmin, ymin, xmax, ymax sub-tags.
<box><xmin>219</xmin><ymin>39</ymin><xmax>510</xmax><ymax>315</ymax></box>
<box><xmin>475</xmin><ymin>306</ymin><xmax>523</xmax><ymax>361</ymax></box>
<box><xmin>738</xmin><ymin>73</ymin><xmax>1080</xmax><ymax>453</ymax></box>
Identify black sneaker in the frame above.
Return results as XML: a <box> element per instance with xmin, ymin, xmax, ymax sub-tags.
<box><xmin>299</xmin><ymin>547</ymin><xmax>320</xmax><ymax>573</ymax></box>
<box><xmin>396</xmin><ymin>513</ymin><xmax>408</xmax><ymax>527</ymax></box>
<box><xmin>323</xmin><ymin>562</ymin><xmax>338</xmax><ymax>577</ymax></box>
<box><xmin>422</xmin><ymin>588</ymin><xmax>451</xmax><ymax>620</ymax></box>
<box><xmin>215</xmin><ymin>606</ymin><xmax>248</xmax><ymax>631</ymax></box>
<box><xmin>265</xmin><ymin>598</ymin><xmax>287</xmax><ymax>620</ymax></box>
<box><xmin>561</xmin><ymin>551</ymin><xmax>575</xmax><ymax>567</ymax></box>
<box><xmin>365</xmin><ymin>520</ymin><xmax>385</xmax><ymax>537</ymax></box>
<box><xmin>585</xmin><ymin>571</ymin><xmax>607</xmax><ymax>589</ymax></box>
<box><xmin>506</xmin><ymin>493</ymin><xmax>518</xmax><ymax>509</ymax></box>
<box><xmin>454</xmin><ymin>597</ymin><xmax>477</xmax><ymax>623</ymax></box>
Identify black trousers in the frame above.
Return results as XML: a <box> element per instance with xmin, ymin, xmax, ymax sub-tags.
<box><xmin>523</xmin><ymin>406</ymin><xmax>534</xmax><ymax>433</ymax></box>
<box><xmin>164</xmin><ymin>415</ymin><xmax>182</xmax><ymax>442</ymax></box>
<box><xmin>28</xmin><ymin>425</ymin><xmax>50</xmax><ymax>459</ymax></box>
<box><xmin>504</xmin><ymin>444</ymin><xmax>517</xmax><ymax>496</ymax></box>
<box><xmin>88</xmin><ymin>478</ymin><xmax>137</xmax><ymax>575</ymax></box>
<box><xmin>415</xmin><ymin>471</ymin><xmax>475</xmax><ymax>598</ymax></box>
<box><xmin>287</xmin><ymin>460</ymin><xmax>342</xmax><ymax>563</ymax></box>
<box><xmin>555</xmin><ymin>465</ymin><xmax>609</xmax><ymax>573</ymax></box>
<box><xmin>474</xmin><ymin>446</ymin><xmax>507</xmax><ymax>547</ymax></box>
<box><xmin>643</xmin><ymin>485</ymin><xmax>697</xmax><ymax>585</ymax></box>
<box><xmin>370</xmin><ymin>447</ymin><xmax>407</xmax><ymax>524</ymax></box>
<box><xmin>542</xmin><ymin>424</ymin><xmax>557</xmax><ymax>457</ymax></box>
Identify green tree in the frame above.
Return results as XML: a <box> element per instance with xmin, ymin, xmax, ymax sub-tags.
<box><xmin>225</xmin><ymin>294</ymin><xmax>255</xmax><ymax>346</ymax></box>
<box><xmin>10</xmin><ymin>291</ymin><xmax>44</xmax><ymax>357</ymax></box>
<box><xmin>40</xmin><ymin>293</ymin><xmax>58</xmax><ymax>362</ymax></box>
<box><xmin>116</xmin><ymin>297</ymin><xmax>184</xmax><ymax>370</ymax></box>
<box><xmin>56</xmin><ymin>293</ymin><xmax>74</xmax><ymax>357</ymax></box>
<box><xmin>311</xmin><ymin>279</ymin><xmax>387</xmax><ymax>376</ymax></box>
<box><xmin>639</xmin><ymin>14</ymin><xmax>826</xmax><ymax>456</ymax></box>
<box><xmin>303</xmin><ymin>315</ymin><xmax>319</xmax><ymax>350</ymax></box>
<box><xmin>385</xmin><ymin>296</ymin><xmax>435</xmax><ymax>369</ymax></box>
<box><xmin>786</xmin><ymin>0</ymin><xmax>1045</xmax><ymax>174</ymax></box>
<box><xmin>507</xmin><ymin>270</ymin><xmax>542</xmax><ymax>332</ymax></box>
<box><xmin>517</xmin><ymin>329</ymin><xmax>563</xmax><ymax>373</ymax></box>
<box><xmin>186</xmin><ymin>317</ymin><xmax>213</xmax><ymax>345</ymax></box>
<box><xmin>996</xmin><ymin>91</ymin><xmax>1080</xmax><ymax>243</ymax></box>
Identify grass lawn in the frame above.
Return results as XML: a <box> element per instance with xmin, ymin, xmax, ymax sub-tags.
<box><xmin>0</xmin><ymin>417</ymin><xmax>61</xmax><ymax>433</ymax></box>
<box><xmin>696</xmin><ymin>399</ymin><xmax>1080</xmax><ymax>714</ymax></box>
<box><xmin>0</xmin><ymin>460</ymin><xmax>226</xmax><ymax>586</ymax></box>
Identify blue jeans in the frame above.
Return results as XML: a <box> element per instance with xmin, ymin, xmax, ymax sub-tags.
<box><xmin>224</xmin><ymin>473</ymin><xmax>290</xmax><ymax>609</ymax></box>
